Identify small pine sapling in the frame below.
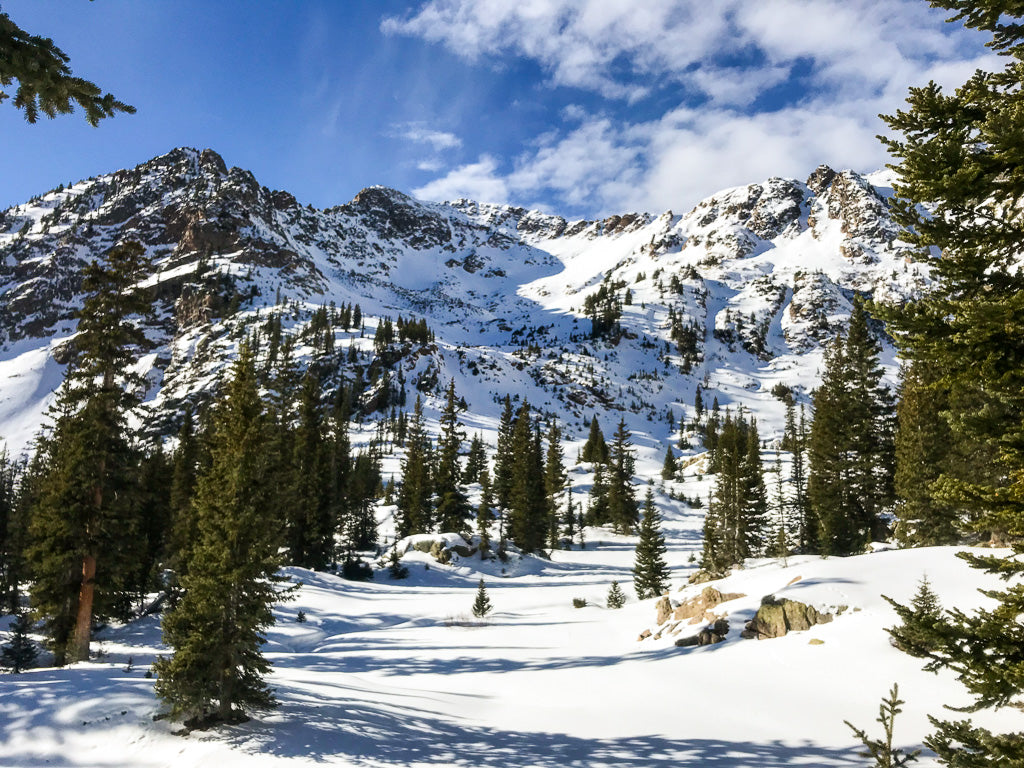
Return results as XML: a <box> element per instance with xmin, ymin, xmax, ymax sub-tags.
<box><xmin>607</xmin><ymin>581</ymin><xmax>626</xmax><ymax>609</ymax></box>
<box><xmin>471</xmin><ymin>579</ymin><xmax>492</xmax><ymax>619</ymax></box>
<box><xmin>1</xmin><ymin>611</ymin><xmax>39</xmax><ymax>673</ymax></box>
<box><xmin>884</xmin><ymin>575</ymin><xmax>944</xmax><ymax>657</ymax></box>
<box><xmin>387</xmin><ymin>547</ymin><xmax>409</xmax><ymax>580</ymax></box>
<box><xmin>844</xmin><ymin>684</ymin><xmax>920</xmax><ymax>767</ymax></box>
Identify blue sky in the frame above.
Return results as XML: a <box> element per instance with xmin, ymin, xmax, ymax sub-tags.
<box><xmin>1</xmin><ymin>1</ymin><xmax>996</xmax><ymax>218</ymax></box>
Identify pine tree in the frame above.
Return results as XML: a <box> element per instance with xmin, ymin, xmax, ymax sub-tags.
<box><xmin>660</xmin><ymin>445</ymin><xmax>678</xmax><ymax>481</ymax></box>
<box><xmin>287</xmin><ymin>368</ymin><xmax>333</xmax><ymax>569</ymax></box>
<box><xmin>606</xmin><ymin>581</ymin><xmax>626</xmax><ymax>609</ymax></box>
<box><xmin>0</xmin><ymin>448</ymin><xmax>25</xmax><ymax>612</ymax></box>
<box><xmin>493</xmin><ymin>396</ymin><xmax>515</xmax><ymax>513</ymax></box>
<box><xmin>477</xmin><ymin>467</ymin><xmax>493</xmax><ymax>555</ymax></box>
<box><xmin>154</xmin><ymin>345</ymin><xmax>288</xmax><ymax>727</ymax></box>
<box><xmin>396</xmin><ymin>396</ymin><xmax>432</xmax><ymax>537</ymax></box>
<box><xmin>463</xmin><ymin>433</ymin><xmax>487</xmax><ymax>485</ymax></box>
<box><xmin>633</xmin><ymin>490</ymin><xmax>670</xmax><ymax>599</ymax></box>
<box><xmin>581</xmin><ymin>415</ymin><xmax>609</xmax><ymax>464</ymax></box>
<box><xmin>0</xmin><ymin>610</ymin><xmax>38</xmax><ymax>673</ymax></box>
<box><xmin>387</xmin><ymin>546</ymin><xmax>409</xmax><ymax>580</ymax></box>
<box><xmin>434</xmin><ymin>379</ymin><xmax>469</xmax><ymax>534</ymax></box>
<box><xmin>588</xmin><ymin>461</ymin><xmax>609</xmax><ymax>526</ymax></box>
<box><xmin>543</xmin><ymin>420</ymin><xmax>566</xmax><ymax>549</ymax></box>
<box><xmin>507</xmin><ymin>405</ymin><xmax>547</xmax><ymax>553</ymax></box>
<box><xmin>0</xmin><ymin>9</ymin><xmax>135</xmax><ymax>125</ymax></box>
<box><xmin>844</xmin><ymin>684</ymin><xmax>920</xmax><ymax>767</ymax></box>
<box><xmin>168</xmin><ymin>407</ymin><xmax>201</xmax><ymax>587</ymax></box>
<box><xmin>28</xmin><ymin>241</ymin><xmax>152</xmax><ymax>665</ymax></box>
<box><xmin>607</xmin><ymin>419</ymin><xmax>639</xmax><ymax>534</ymax></box>
<box><xmin>893</xmin><ymin>361</ymin><xmax>959</xmax><ymax>546</ymax></box>
<box><xmin>875</xmin><ymin>6</ymin><xmax>1024</xmax><ymax>763</ymax></box>
<box><xmin>885</xmin><ymin>575</ymin><xmax>944</xmax><ymax>658</ymax></box>
<box><xmin>808</xmin><ymin>303</ymin><xmax>895</xmax><ymax>556</ymax></box>
<box><xmin>471</xmin><ymin>579</ymin><xmax>491</xmax><ymax>619</ymax></box>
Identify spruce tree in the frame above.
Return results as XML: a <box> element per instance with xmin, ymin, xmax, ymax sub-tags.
<box><xmin>0</xmin><ymin>448</ymin><xmax>25</xmax><ymax>612</ymax></box>
<box><xmin>434</xmin><ymin>379</ymin><xmax>469</xmax><ymax>534</ymax></box>
<box><xmin>893</xmin><ymin>361</ymin><xmax>959</xmax><ymax>546</ymax></box>
<box><xmin>507</xmin><ymin>404</ymin><xmax>547</xmax><ymax>553</ymax></box>
<box><xmin>661</xmin><ymin>445</ymin><xmax>678</xmax><ymax>481</ymax></box>
<box><xmin>28</xmin><ymin>241</ymin><xmax>152</xmax><ymax>664</ymax></box>
<box><xmin>471</xmin><ymin>579</ymin><xmax>492</xmax><ymax>619</ymax></box>
<box><xmin>885</xmin><ymin>575</ymin><xmax>944</xmax><ymax>658</ymax></box>
<box><xmin>606</xmin><ymin>581</ymin><xmax>626</xmax><ymax>609</ymax></box>
<box><xmin>154</xmin><ymin>345</ymin><xmax>288</xmax><ymax>727</ymax></box>
<box><xmin>493</xmin><ymin>396</ymin><xmax>515</xmax><ymax>512</ymax></box>
<box><xmin>876</xmin><ymin>6</ymin><xmax>1024</xmax><ymax>763</ymax></box>
<box><xmin>168</xmin><ymin>407</ymin><xmax>201</xmax><ymax>587</ymax></box>
<box><xmin>396</xmin><ymin>396</ymin><xmax>432</xmax><ymax>537</ymax></box>
<box><xmin>543</xmin><ymin>420</ymin><xmax>566</xmax><ymax>549</ymax></box>
<box><xmin>633</xmin><ymin>489</ymin><xmax>670</xmax><ymax>599</ymax></box>
<box><xmin>844</xmin><ymin>684</ymin><xmax>920</xmax><ymax>768</ymax></box>
<box><xmin>463</xmin><ymin>433</ymin><xmax>487</xmax><ymax>485</ymax></box>
<box><xmin>287</xmin><ymin>368</ymin><xmax>333</xmax><ymax>569</ymax></box>
<box><xmin>0</xmin><ymin>610</ymin><xmax>38</xmax><ymax>673</ymax></box>
<box><xmin>477</xmin><ymin>467</ymin><xmax>493</xmax><ymax>555</ymax></box>
<box><xmin>581</xmin><ymin>415</ymin><xmax>609</xmax><ymax>464</ymax></box>
<box><xmin>606</xmin><ymin>419</ymin><xmax>639</xmax><ymax>533</ymax></box>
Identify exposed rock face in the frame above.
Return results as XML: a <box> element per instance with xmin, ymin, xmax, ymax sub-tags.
<box><xmin>671</xmin><ymin>587</ymin><xmax>746</xmax><ymax>624</ymax></box>
<box><xmin>741</xmin><ymin>596</ymin><xmax>836</xmax><ymax>640</ymax></box>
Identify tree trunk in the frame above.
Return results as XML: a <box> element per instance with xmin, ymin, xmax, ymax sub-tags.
<box><xmin>70</xmin><ymin>553</ymin><xmax>96</xmax><ymax>662</ymax></box>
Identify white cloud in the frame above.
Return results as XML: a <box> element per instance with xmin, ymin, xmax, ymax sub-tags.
<box><xmin>393</xmin><ymin>123</ymin><xmax>463</xmax><ymax>151</ymax></box>
<box><xmin>388</xmin><ymin>0</ymin><xmax>997</xmax><ymax>215</ymax></box>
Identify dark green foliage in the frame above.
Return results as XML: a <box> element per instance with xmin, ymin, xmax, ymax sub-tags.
<box><xmin>0</xmin><ymin>449</ymin><xmax>26</xmax><ymax>612</ymax></box>
<box><xmin>477</xmin><ymin>467</ymin><xmax>493</xmax><ymax>555</ymax></box>
<box><xmin>0</xmin><ymin>10</ymin><xmax>135</xmax><ymax>125</ymax></box>
<box><xmin>894</xmin><ymin>361</ymin><xmax>960</xmax><ymax>546</ymax></box>
<box><xmin>286</xmin><ymin>369</ymin><xmax>333</xmax><ymax>569</ymax></box>
<box><xmin>606</xmin><ymin>419</ymin><xmax>639</xmax><ymax>533</ymax></box>
<box><xmin>28</xmin><ymin>241</ymin><xmax>153</xmax><ymax>665</ymax></box>
<box><xmin>471</xmin><ymin>578</ymin><xmax>491</xmax><ymax>619</ymax></box>
<box><xmin>606</xmin><ymin>581</ymin><xmax>626</xmax><ymax>609</ymax></box>
<box><xmin>543</xmin><ymin>420</ymin><xmax>565</xmax><ymax>548</ymax></box>
<box><xmin>844</xmin><ymin>684</ymin><xmax>920</xmax><ymax>767</ymax></box>
<box><xmin>581</xmin><ymin>416</ymin><xmax>609</xmax><ymax>464</ymax></box>
<box><xmin>582</xmin><ymin>278</ymin><xmax>625</xmax><ymax>339</ymax></box>
<box><xmin>154</xmin><ymin>346</ymin><xmax>288</xmax><ymax>727</ymax></box>
<box><xmin>782</xmin><ymin>403</ymin><xmax>812</xmax><ymax>552</ymax></box>
<box><xmin>1</xmin><ymin>610</ymin><xmax>38</xmax><ymax>673</ymax></box>
<box><xmin>885</xmin><ymin>576</ymin><xmax>944</xmax><ymax>658</ymax></box>
<box><xmin>660</xmin><ymin>445</ymin><xmax>678</xmax><ymax>481</ymax></box>
<box><xmin>493</xmin><ymin>396</ymin><xmax>515</xmax><ymax>512</ymax></box>
<box><xmin>435</xmin><ymin>380</ymin><xmax>469</xmax><ymax>534</ymax></box>
<box><xmin>387</xmin><ymin>546</ymin><xmax>408</xmax><ymax>579</ymax></box>
<box><xmin>702</xmin><ymin>411</ymin><xmax>767</xmax><ymax>572</ymax></box>
<box><xmin>633</xmin><ymin>490</ymin><xmax>670</xmax><ymax>600</ymax></box>
<box><xmin>168</xmin><ymin>408</ymin><xmax>201</xmax><ymax>586</ymax></box>
<box><xmin>463</xmin><ymin>433</ymin><xmax>487</xmax><ymax>485</ymax></box>
<box><xmin>396</xmin><ymin>396</ymin><xmax>432</xmax><ymax>537</ymax></box>
<box><xmin>808</xmin><ymin>302</ymin><xmax>895</xmax><ymax>556</ymax></box>
<box><xmin>507</xmin><ymin>404</ymin><xmax>547</xmax><ymax>553</ymax></box>
<box><xmin>875</xmin><ymin>6</ymin><xmax>1024</xmax><ymax>762</ymax></box>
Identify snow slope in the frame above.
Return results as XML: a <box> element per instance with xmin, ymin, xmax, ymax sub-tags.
<box><xmin>0</xmin><ymin>542</ymin><xmax>1014</xmax><ymax>767</ymax></box>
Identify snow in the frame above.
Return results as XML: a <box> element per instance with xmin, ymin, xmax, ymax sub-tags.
<box><xmin>1</xmin><ymin>540</ymin><xmax>1016</xmax><ymax>767</ymax></box>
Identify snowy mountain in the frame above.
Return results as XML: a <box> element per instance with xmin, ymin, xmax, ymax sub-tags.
<box><xmin>0</xmin><ymin>147</ymin><xmax>926</xmax><ymax>459</ymax></box>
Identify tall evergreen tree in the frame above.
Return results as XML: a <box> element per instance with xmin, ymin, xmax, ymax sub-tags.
<box><xmin>434</xmin><ymin>379</ymin><xmax>469</xmax><ymax>533</ymax></box>
<box><xmin>493</xmin><ymin>395</ymin><xmax>515</xmax><ymax>512</ymax></box>
<box><xmin>543</xmin><ymin>420</ymin><xmax>566</xmax><ymax>548</ymax></box>
<box><xmin>606</xmin><ymin>419</ymin><xmax>639</xmax><ymax>533</ymax></box>
<box><xmin>581</xmin><ymin>415</ymin><xmax>609</xmax><ymax>464</ymax></box>
<box><xmin>396</xmin><ymin>396</ymin><xmax>432</xmax><ymax>537</ymax></box>
<box><xmin>507</xmin><ymin>403</ymin><xmax>547</xmax><ymax>553</ymax></box>
<box><xmin>154</xmin><ymin>345</ymin><xmax>288</xmax><ymax>727</ymax></box>
<box><xmin>660</xmin><ymin>445</ymin><xmax>678</xmax><ymax>481</ymax></box>
<box><xmin>808</xmin><ymin>303</ymin><xmax>895</xmax><ymax>556</ymax></box>
<box><xmin>287</xmin><ymin>368</ymin><xmax>332</xmax><ymax>569</ymax></box>
<box><xmin>168</xmin><ymin>407</ymin><xmax>201</xmax><ymax>586</ymax></box>
<box><xmin>28</xmin><ymin>241</ymin><xmax>152</xmax><ymax>665</ymax></box>
<box><xmin>875</xmin><ymin>6</ymin><xmax>1024</xmax><ymax>762</ymax></box>
<box><xmin>633</xmin><ymin>490</ymin><xmax>670</xmax><ymax>599</ymax></box>
<box><xmin>0</xmin><ymin>448</ymin><xmax>24</xmax><ymax>612</ymax></box>
<box><xmin>893</xmin><ymin>361</ymin><xmax>959</xmax><ymax>546</ymax></box>
<box><xmin>463</xmin><ymin>433</ymin><xmax>487</xmax><ymax>485</ymax></box>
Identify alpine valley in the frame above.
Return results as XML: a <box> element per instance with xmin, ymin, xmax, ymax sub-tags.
<box><xmin>0</xmin><ymin>148</ymin><xmax>1012</xmax><ymax>767</ymax></box>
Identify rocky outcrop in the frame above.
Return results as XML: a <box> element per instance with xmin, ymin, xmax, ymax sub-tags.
<box><xmin>675</xmin><ymin>618</ymin><xmax>730</xmax><ymax>647</ymax></box>
<box><xmin>741</xmin><ymin>596</ymin><xmax>836</xmax><ymax>640</ymax></box>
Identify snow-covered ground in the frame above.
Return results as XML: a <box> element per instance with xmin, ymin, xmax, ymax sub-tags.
<box><xmin>0</xmin><ymin>528</ymin><xmax>1013</xmax><ymax>767</ymax></box>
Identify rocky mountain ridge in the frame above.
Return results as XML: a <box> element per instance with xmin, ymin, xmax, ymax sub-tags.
<box><xmin>0</xmin><ymin>147</ymin><xmax>927</xmax><ymax>458</ymax></box>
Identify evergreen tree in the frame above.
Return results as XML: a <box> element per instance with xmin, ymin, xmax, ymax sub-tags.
<box><xmin>581</xmin><ymin>415</ymin><xmax>609</xmax><ymax>464</ymax></box>
<box><xmin>471</xmin><ymin>578</ymin><xmax>491</xmax><ymax>619</ymax></box>
<box><xmin>543</xmin><ymin>420</ymin><xmax>566</xmax><ymax>548</ymax></box>
<box><xmin>28</xmin><ymin>241</ymin><xmax>152</xmax><ymax>665</ymax></box>
<box><xmin>493</xmin><ymin>395</ymin><xmax>515</xmax><ymax>512</ymax></box>
<box><xmin>463</xmin><ymin>433</ymin><xmax>487</xmax><ymax>485</ymax></box>
<box><xmin>477</xmin><ymin>467</ymin><xmax>493</xmax><ymax>555</ymax></box>
<box><xmin>893</xmin><ymin>361</ymin><xmax>959</xmax><ymax>546</ymax></box>
<box><xmin>287</xmin><ymin>369</ymin><xmax>333</xmax><ymax>568</ymax></box>
<box><xmin>396</xmin><ymin>396</ymin><xmax>432</xmax><ymax>537</ymax></box>
<box><xmin>434</xmin><ymin>379</ymin><xmax>469</xmax><ymax>534</ymax></box>
<box><xmin>660</xmin><ymin>445</ymin><xmax>678</xmax><ymax>481</ymax></box>
<box><xmin>633</xmin><ymin>490</ymin><xmax>670</xmax><ymax>599</ymax></box>
<box><xmin>507</xmin><ymin>404</ymin><xmax>547</xmax><ymax>553</ymax></box>
<box><xmin>562</xmin><ymin>478</ymin><xmax>576</xmax><ymax>547</ymax></box>
<box><xmin>782</xmin><ymin>402</ymin><xmax>812</xmax><ymax>552</ymax></box>
<box><xmin>606</xmin><ymin>419</ymin><xmax>639</xmax><ymax>533</ymax></box>
<box><xmin>168</xmin><ymin>407</ymin><xmax>201</xmax><ymax>586</ymax></box>
<box><xmin>808</xmin><ymin>304</ymin><xmax>895</xmax><ymax>556</ymax></box>
<box><xmin>844</xmin><ymin>684</ymin><xmax>920</xmax><ymax>768</ymax></box>
<box><xmin>387</xmin><ymin>545</ymin><xmax>408</xmax><ymax>580</ymax></box>
<box><xmin>885</xmin><ymin>575</ymin><xmax>944</xmax><ymax>658</ymax></box>
<box><xmin>154</xmin><ymin>346</ymin><xmax>288</xmax><ymax>727</ymax></box>
<box><xmin>0</xmin><ymin>9</ymin><xmax>135</xmax><ymax>125</ymax></box>
<box><xmin>0</xmin><ymin>448</ymin><xmax>25</xmax><ymax>612</ymax></box>
<box><xmin>0</xmin><ymin>610</ymin><xmax>38</xmax><ymax>673</ymax></box>
<box><xmin>606</xmin><ymin>581</ymin><xmax>626</xmax><ymax>609</ymax></box>
<box><xmin>588</xmin><ymin>461</ymin><xmax>609</xmax><ymax>526</ymax></box>
<box><xmin>702</xmin><ymin>411</ymin><xmax>767</xmax><ymax>572</ymax></box>
<box><xmin>875</xmin><ymin>6</ymin><xmax>1024</xmax><ymax>763</ymax></box>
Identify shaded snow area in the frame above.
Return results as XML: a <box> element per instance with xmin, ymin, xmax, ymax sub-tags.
<box><xmin>0</xmin><ymin>543</ymin><xmax>1015</xmax><ymax>767</ymax></box>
